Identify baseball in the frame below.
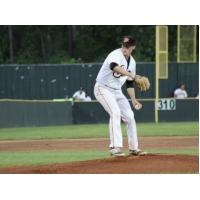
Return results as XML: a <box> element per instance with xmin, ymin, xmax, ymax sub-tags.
<box><xmin>135</xmin><ymin>104</ymin><xmax>141</xmax><ymax>110</ymax></box>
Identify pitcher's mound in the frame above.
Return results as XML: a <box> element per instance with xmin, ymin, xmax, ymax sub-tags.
<box><xmin>0</xmin><ymin>154</ymin><xmax>198</xmax><ymax>174</ymax></box>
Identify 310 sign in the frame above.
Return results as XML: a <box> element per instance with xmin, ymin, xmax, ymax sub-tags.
<box><xmin>157</xmin><ymin>99</ymin><xmax>176</xmax><ymax>110</ymax></box>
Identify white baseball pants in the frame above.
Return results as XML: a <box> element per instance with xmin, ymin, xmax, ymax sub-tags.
<box><xmin>94</xmin><ymin>82</ymin><xmax>138</xmax><ymax>150</ymax></box>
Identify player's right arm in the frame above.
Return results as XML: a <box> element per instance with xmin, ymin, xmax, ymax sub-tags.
<box><xmin>110</xmin><ymin>62</ymin><xmax>135</xmax><ymax>79</ymax></box>
<box><xmin>126</xmin><ymin>82</ymin><xmax>142</xmax><ymax>110</ymax></box>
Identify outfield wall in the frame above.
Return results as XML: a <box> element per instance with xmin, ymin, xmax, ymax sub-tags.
<box><xmin>0</xmin><ymin>99</ymin><xmax>198</xmax><ymax>128</ymax></box>
<box><xmin>0</xmin><ymin>63</ymin><xmax>199</xmax><ymax>100</ymax></box>
<box><xmin>0</xmin><ymin>101</ymin><xmax>72</xmax><ymax>128</ymax></box>
<box><xmin>73</xmin><ymin>99</ymin><xmax>199</xmax><ymax>124</ymax></box>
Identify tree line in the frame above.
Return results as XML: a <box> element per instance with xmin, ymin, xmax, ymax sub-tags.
<box><xmin>0</xmin><ymin>25</ymin><xmax>198</xmax><ymax>64</ymax></box>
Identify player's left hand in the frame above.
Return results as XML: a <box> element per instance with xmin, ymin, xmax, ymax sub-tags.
<box><xmin>132</xmin><ymin>99</ymin><xmax>142</xmax><ymax>110</ymax></box>
<box><xmin>135</xmin><ymin>75</ymin><xmax>150</xmax><ymax>92</ymax></box>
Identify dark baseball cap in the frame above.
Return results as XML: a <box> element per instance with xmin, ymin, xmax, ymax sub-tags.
<box><xmin>121</xmin><ymin>36</ymin><xmax>136</xmax><ymax>47</ymax></box>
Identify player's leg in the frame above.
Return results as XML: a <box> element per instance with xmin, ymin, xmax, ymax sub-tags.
<box><xmin>116</xmin><ymin>95</ymin><xmax>138</xmax><ymax>150</ymax></box>
<box><xmin>117</xmin><ymin>94</ymin><xmax>147</xmax><ymax>155</ymax></box>
<box><xmin>94</xmin><ymin>83</ymin><xmax>123</xmax><ymax>150</ymax></box>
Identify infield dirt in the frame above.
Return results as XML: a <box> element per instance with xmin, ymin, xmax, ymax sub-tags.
<box><xmin>0</xmin><ymin>136</ymin><xmax>198</xmax><ymax>173</ymax></box>
<box><xmin>0</xmin><ymin>136</ymin><xmax>198</xmax><ymax>152</ymax></box>
<box><xmin>0</xmin><ymin>154</ymin><xmax>198</xmax><ymax>174</ymax></box>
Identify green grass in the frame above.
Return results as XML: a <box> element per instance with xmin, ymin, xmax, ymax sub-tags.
<box><xmin>0</xmin><ymin>150</ymin><xmax>109</xmax><ymax>167</ymax></box>
<box><xmin>0</xmin><ymin>122</ymin><xmax>198</xmax><ymax>168</ymax></box>
<box><xmin>0</xmin><ymin>148</ymin><xmax>198</xmax><ymax>167</ymax></box>
<box><xmin>147</xmin><ymin>149</ymin><xmax>199</xmax><ymax>156</ymax></box>
<box><xmin>0</xmin><ymin>122</ymin><xmax>198</xmax><ymax>140</ymax></box>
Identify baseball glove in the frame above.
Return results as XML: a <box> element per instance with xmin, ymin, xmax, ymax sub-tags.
<box><xmin>135</xmin><ymin>75</ymin><xmax>150</xmax><ymax>92</ymax></box>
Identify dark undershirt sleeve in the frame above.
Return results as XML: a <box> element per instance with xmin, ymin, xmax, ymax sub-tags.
<box><xmin>126</xmin><ymin>79</ymin><xmax>135</xmax><ymax>88</ymax></box>
<box><xmin>110</xmin><ymin>62</ymin><xmax>119</xmax><ymax>71</ymax></box>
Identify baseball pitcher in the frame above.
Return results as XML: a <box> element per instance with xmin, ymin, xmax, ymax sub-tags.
<box><xmin>94</xmin><ymin>36</ymin><xmax>150</xmax><ymax>156</ymax></box>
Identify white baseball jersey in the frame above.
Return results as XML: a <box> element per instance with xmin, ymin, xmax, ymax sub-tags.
<box><xmin>94</xmin><ymin>48</ymin><xmax>139</xmax><ymax>150</ymax></box>
<box><xmin>174</xmin><ymin>88</ymin><xmax>188</xmax><ymax>99</ymax></box>
<box><xmin>96</xmin><ymin>48</ymin><xmax>136</xmax><ymax>89</ymax></box>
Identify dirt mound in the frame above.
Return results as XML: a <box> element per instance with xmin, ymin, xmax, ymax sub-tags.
<box><xmin>0</xmin><ymin>154</ymin><xmax>198</xmax><ymax>174</ymax></box>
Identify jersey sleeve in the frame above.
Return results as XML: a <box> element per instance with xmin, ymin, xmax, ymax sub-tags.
<box><xmin>107</xmin><ymin>52</ymin><xmax>121</xmax><ymax>66</ymax></box>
